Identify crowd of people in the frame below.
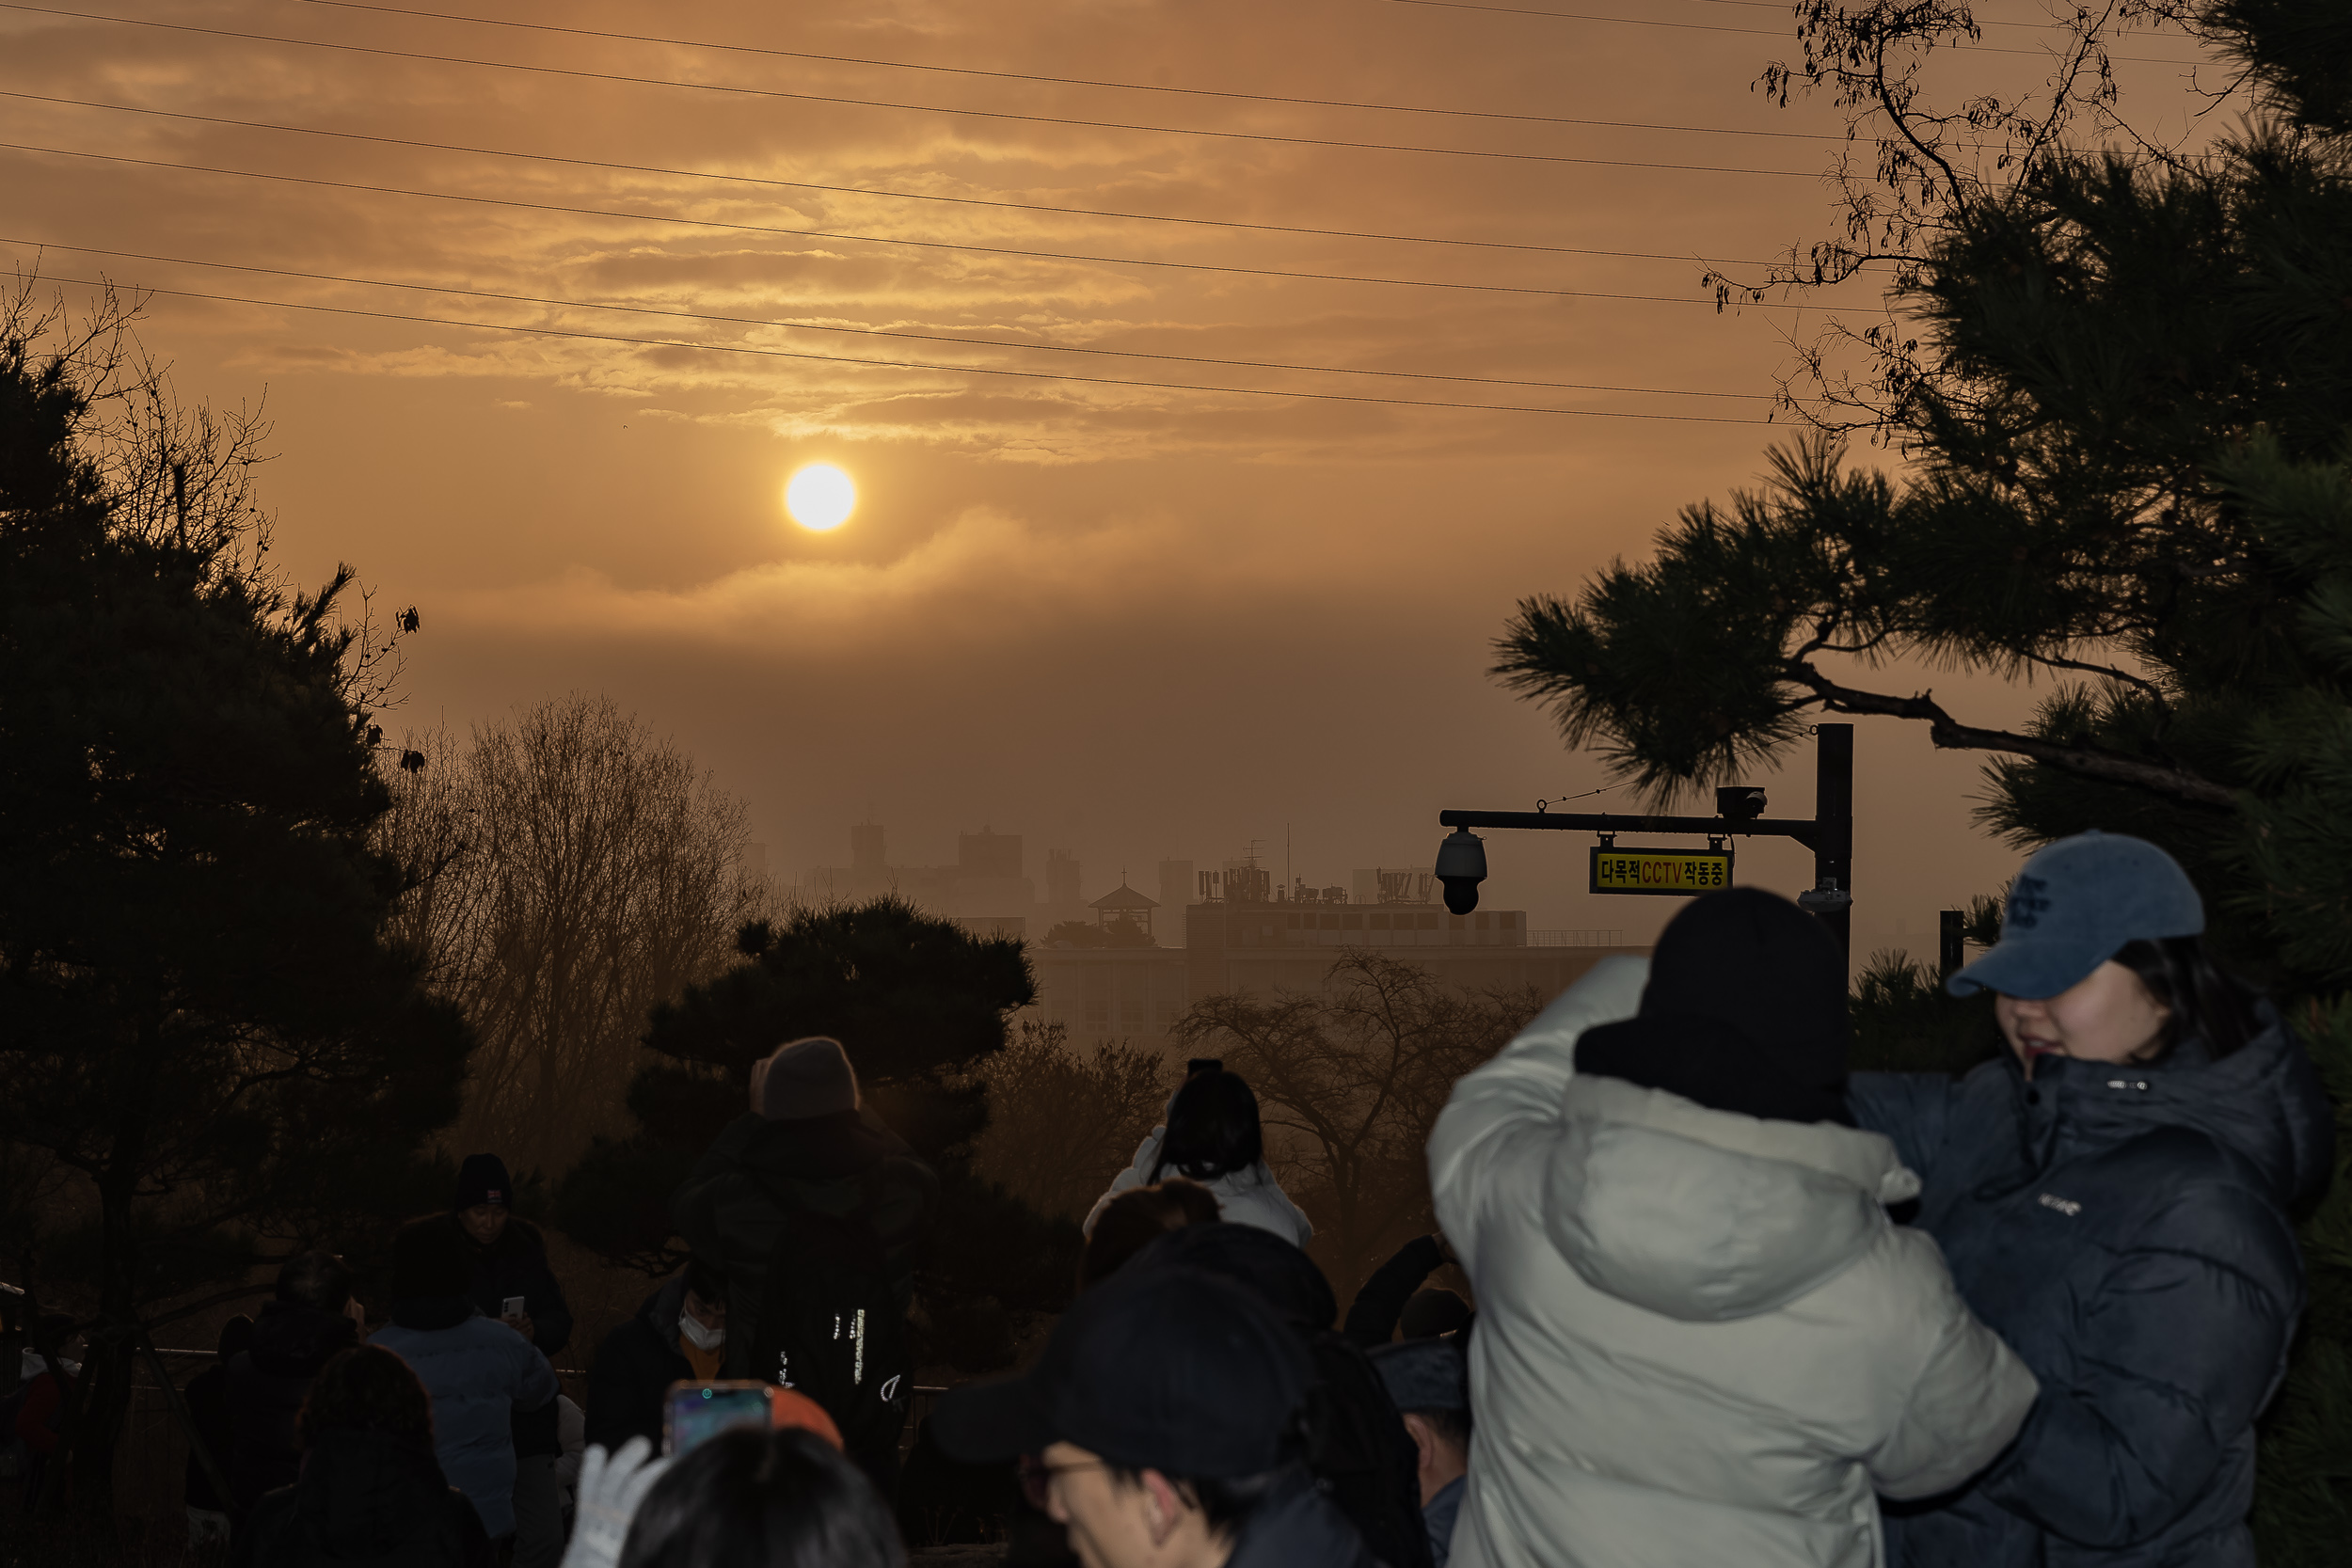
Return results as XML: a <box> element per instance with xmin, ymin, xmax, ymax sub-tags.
<box><xmin>8</xmin><ymin>830</ymin><xmax>2329</xmax><ymax>1568</ymax></box>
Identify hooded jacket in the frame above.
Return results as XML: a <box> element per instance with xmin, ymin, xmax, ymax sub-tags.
<box><xmin>1851</xmin><ymin>1006</ymin><xmax>2333</xmax><ymax>1568</ymax></box>
<box><xmin>1082</xmin><ymin>1100</ymin><xmax>1314</xmax><ymax>1247</ymax></box>
<box><xmin>369</xmin><ymin>1305</ymin><xmax>559</xmax><ymax>1539</ymax></box>
<box><xmin>582</xmin><ymin>1274</ymin><xmax>696</xmax><ymax>1455</ymax></box>
<box><xmin>230</xmin><ymin>1301</ymin><xmax>360</xmax><ymax>1518</ymax></box>
<box><xmin>233</xmin><ymin>1427</ymin><xmax>495</xmax><ymax>1568</ymax></box>
<box><xmin>1429</xmin><ymin>958</ymin><xmax>2040</xmax><ymax>1568</ymax></box>
<box><xmin>669</xmin><ymin>1108</ymin><xmax>938</xmax><ymax>1382</ymax></box>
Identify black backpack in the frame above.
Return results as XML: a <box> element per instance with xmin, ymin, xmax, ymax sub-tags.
<box><xmin>747</xmin><ymin>1167</ymin><xmax>919</xmax><ymax>1481</ymax></box>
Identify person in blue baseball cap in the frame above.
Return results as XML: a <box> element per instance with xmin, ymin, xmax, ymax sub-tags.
<box><xmin>1851</xmin><ymin>831</ymin><xmax>2335</xmax><ymax>1568</ymax></box>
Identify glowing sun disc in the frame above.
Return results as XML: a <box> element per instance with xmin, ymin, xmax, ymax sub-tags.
<box><xmin>786</xmin><ymin>464</ymin><xmax>856</xmax><ymax>531</ymax></box>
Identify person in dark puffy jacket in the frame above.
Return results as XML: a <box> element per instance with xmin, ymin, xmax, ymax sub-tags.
<box><xmin>234</xmin><ymin>1343</ymin><xmax>494</xmax><ymax>1568</ymax></box>
<box><xmin>230</xmin><ymin>1252</ymin><xmax>361</xmax><ymax>1523</ymax></box>
<box><xmin>669</xmin><ymin>1039</ymin><xmax>936</xmax><ymax>1382</ymax></box>
<box><xmin>1852</xmin><ymin>832</ymin><xmax>2336</xmax><ymax>1568</ymax></box>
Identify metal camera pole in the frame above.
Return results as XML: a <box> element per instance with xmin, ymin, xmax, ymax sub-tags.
<box><xmin>1433</xmin><ymin>723</ymin><xmax>1855</xmax><ymax>956</ymax></box>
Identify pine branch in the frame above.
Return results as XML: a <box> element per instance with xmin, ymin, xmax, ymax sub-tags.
<box><xmin>1786</xmin><ymin>659</ymin><xmax>2233</xmax><ymax>806</ymax></box>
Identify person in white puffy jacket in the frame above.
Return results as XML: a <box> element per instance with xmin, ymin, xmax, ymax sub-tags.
<box><xmin>1429</xmin><ymin>889</ymin><xmax>2040</xmax><ymax>1568</ymax></box>
<box><xmin>1083</xmin><ymin>1065</ymin><xmax>1313</xmax><ymax>1247</ymax></box>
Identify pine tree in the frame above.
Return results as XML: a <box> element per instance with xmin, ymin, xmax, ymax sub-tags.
<box><xmin>1491</xmin><ymin>4</ymin><xmax>2352</xmax><ymax>1554</ymax></box>
<box><xmin>0</xmin><ymin>286</ymin><xmax>473</xmax><ymax>1507</ymax></box>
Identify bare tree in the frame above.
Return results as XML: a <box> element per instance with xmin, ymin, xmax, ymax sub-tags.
<box><xmin>1174</xmin><ymin>952</ymin><xmax>1541</xmax><ymax>1299</ymax></box>
<box><xmin>966</xmin><ymin>1021</ymin><xmax>1169</xmax><ymax>1221</ymax></box>
<box><xmin>379</xmin><ymin>695</ymin><xmax>760</xmax><ymax>1174</ymax></box>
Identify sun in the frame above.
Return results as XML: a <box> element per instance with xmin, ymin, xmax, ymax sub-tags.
<box><xmin>785</xmin><ymin>464</ymin><xmax>856</xmax><ymax>531</ymax></box>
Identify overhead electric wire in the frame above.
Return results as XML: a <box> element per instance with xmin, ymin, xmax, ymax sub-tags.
<box><xmin>1373</xmin><ymin>0</ymin><xmax>2204</xmax><ymax>63</ymax></box>
<box><xmin>0</xmin><ymin>6</ymin><xmax>1825</xmax><ymax>175</ymax></box>
<box><xmin>0</xmin><ymin>142</ymin><xmax>1880</xmax><ymax>309</ymax></box>
<box><xmin>0</xmin><ymin>92</ymin><xmax>1799</xmax><ymax>269</ymax></box>
<box><xmin>295</xmin><ymin>0</ymin><xmax>1847</xmax><ymax>141</ymax></box>
<box><xmin>4</xmin><ymin>237</ymin><xmax>1773</xmax><ymax>400</ymax></box>
<box><xmin>9</xmin><ymin>266</ymin><xmax>1772</xmax><ymax>423</ymax></box>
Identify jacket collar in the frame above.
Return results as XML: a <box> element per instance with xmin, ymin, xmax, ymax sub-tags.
<box><xmin>1563</xmin><ymin>1074</ymin><xmax>1921</xmax><ymax>1205</ymax></box>
<box><xmin>2000</xmin><ymin>1004</ymin><xmax>2331</xmax><ymax>1203</ymax></box>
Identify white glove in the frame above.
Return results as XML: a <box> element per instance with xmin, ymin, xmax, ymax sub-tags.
<box><xmin>559</xmin><ymin>1438</ymin><xmax>673</xmax><ymax>1568</ymax></box>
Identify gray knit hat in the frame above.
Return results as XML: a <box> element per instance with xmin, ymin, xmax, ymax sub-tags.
<box><xmin>757</xmin><ymin>1037</ymin><xmax>860</xmax><ymax>1121</ymax></box>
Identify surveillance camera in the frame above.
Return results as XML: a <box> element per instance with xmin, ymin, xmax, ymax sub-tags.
<box><xmin>1715</xmin><ymin>785</ymin><xmax>1767</xmax><ymax>821</ymax></box>
<box><xmin>1435</xmin><ymin>828</ymin><xmax>1486</xmax><ymax>915</ymax></box>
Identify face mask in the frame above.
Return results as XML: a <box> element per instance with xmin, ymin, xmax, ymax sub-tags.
<box><xmin>678</xmin><ymin>1311</ymin><xmax>725</xmax><ymax>1353</ymax></box>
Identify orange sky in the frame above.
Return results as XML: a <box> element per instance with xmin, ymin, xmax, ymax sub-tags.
<box><xmin>2</xmin><ymin>0</ymin><xmax>2226</xmax><ymax>957</ymax></box>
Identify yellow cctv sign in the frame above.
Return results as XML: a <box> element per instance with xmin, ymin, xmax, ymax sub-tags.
<box><xmin>1589</xmin><ymin>847</ymin><xmax>1733</xmax><ymax>897</ymax></box>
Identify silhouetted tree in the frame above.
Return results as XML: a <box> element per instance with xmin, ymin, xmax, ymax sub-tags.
<box><xmin>1175</xmin><ymin>952</ymin><xmax>1540</xmax><ymax>1298</ymax></box>
<box><xmin>1498</xmin><ymin>6</ymin><xmax>2352</xmax><ymax>1556</ymax></box>
<box><xmin>966</xmin><ymin>1022</ymin><xmax>1168</xmax><ymax>1220</ymax></box>
<box><xmin>0</xmin><ymin>282</ymin><xmax>472</xmax><ymax>1508</ymax></box>
<box><xmin>376</xmin><ymin>699</ymin><xmax>760</xmax><ymax>1174</ymax></box>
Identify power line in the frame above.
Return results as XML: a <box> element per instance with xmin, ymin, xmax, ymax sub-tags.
<box><xmin>0</xmin><ymin>6</ymin><xmax>1823</xmax><ymax>175</ymax></box>
<box><xmin>1372</xmin><ymin>0</ymin><xmax>2204</xmax><ymax>63</ymax></box>
<box><xmin>296</xmin><ymin>0</ymin><xmax>1849</xmax><ymax>142</ymax></box>
<box><xmin>11</xmin><ymin>266</ymin><xmax>1774</xmax><ymax>423</ymax></box>
<box><xmin>0</xmin><ymin>92</ymin><xmax>1797</xmax><ymax>269</ymax></box>
<box><xmin>1</xmin><ymin>142</ymin><xmax>1879</xmax><ymax>309</ymax></box>
<box><xmin>4</xmin><ymin>238</ymin><xmax>1774</xmax><ymax>400</ymax></box>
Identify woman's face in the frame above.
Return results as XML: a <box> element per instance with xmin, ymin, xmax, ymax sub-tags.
<box><xmin>1996</xmin><ymin>960</ymin><xmax>2172</xmax><ymax>1078</ymax></box>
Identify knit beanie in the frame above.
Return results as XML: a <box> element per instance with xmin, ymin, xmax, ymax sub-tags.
<box><xmin>455</xmin><ymin>1152</ymin><xmax>512</xmax><ymax>1211</ymax></box>
<box><xmin>1574</xmin><ymin>886</ymin><xmax>1852</xmax><ymax>1125</ymax></box>
<box><xmin>757</xmin><ymin>1037</ymin><xmax>860</xmax><ymax>1121</ymax></box>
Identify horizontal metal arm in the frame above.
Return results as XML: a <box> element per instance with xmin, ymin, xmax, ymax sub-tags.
<box><xmin>1437</xmin><ymin>809</ymin><xmax>1821</xmax><ymax>851</ymax></box>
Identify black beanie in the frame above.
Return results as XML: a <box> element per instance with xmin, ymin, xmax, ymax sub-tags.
<box><xmin>1574</xmin><ymin>886</ymin><xmax>1852</xmax><ymax>1125</ymax></box>
<box><xmin>455</xmin><ymin>1153</ymin><xmax>512</xmax><ymax>1212</ymax></box>
<box><xmin>390</xmin><ymin>1218</ymin><xmax>474</xmax><ymax>1300</ymax></box>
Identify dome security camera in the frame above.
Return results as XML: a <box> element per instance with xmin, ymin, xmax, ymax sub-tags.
<box><xmin>1435</xmin><ymin>828</ymin><xmax>1487</xmax><ymax>915</ymax></box>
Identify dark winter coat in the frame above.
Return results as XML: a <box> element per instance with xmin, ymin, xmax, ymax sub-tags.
<box><xmin>1851</xmin><ymin>1007</ymin><xmax>2334</xmax><ymax>1568</ymax></box>
<box><xmin>432</xmin><ymin>1212</ymin><xmax>572</xmax><ymax>1460</ymax></box>
<box><xmin>668</xmin><ymin>1109</ymin><xmax>938</xmax><ymax>1382</ymax></box>
<box><xmin>1225</xmin><ymin>1468</ymin><xmax>1381</xmax><ymax>1568</ymax></box>
<box><xmin>230</xmin><ymin>1302</ymin><xmax>360</xmax><ymax>1519</ymax></box>
<box><xmin>232</xmin><ymin>1427</ymin><xmax>495</xmax><ymax>1568</ymax></box>
<box><xmin>582</xmin><ymin>1275</ymin><xmax>694</xmax><ymax>1456</ymax></box>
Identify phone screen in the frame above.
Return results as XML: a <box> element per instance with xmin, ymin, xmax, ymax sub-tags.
<box><xmin>664</xmin><ymin>1382</ymin><xmax>773</xmax><ymax>1457</ymax></box>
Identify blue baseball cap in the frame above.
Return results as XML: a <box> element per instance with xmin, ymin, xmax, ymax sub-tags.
<box><xmin>1948</xmin><ymin>831</ymin><xmax>2203</xmax><ymax>1000</ymax></box>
